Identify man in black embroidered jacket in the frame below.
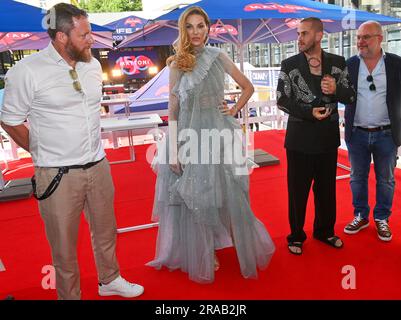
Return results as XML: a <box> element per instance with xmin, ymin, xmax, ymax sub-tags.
<box><xmin>276</xmin><ymin>17</ymin><xmax>356</xmax><ymax>255</ymax></box>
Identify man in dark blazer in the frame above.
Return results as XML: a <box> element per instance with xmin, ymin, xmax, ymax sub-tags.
<box><xmin>276</xmin><ymin>17</ymin><xmax>356</xmax><ymax>255</ymax></box>
<box><xmin>344</xmin><ymin>20</ymin><xmax>401</xmax><ymax>242</ymax></box>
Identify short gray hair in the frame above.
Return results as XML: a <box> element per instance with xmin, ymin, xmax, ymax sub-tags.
<box><xmin>359</xmin><ymin>20</ymin><xmax>383</xmax><ymax>35</ymax></box>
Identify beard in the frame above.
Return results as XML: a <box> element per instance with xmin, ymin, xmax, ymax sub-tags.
<box><xmin>66</xmin><ymin>39</ymin><xmax>92</xmax><ymax>63</ymax></box>
<box><xmin>299</xmin><ymin>41</ymin><xmax>316</xmax><ymax>54</ymax></box>
<box><xmin>358</xmin><ymin>46</ymin><xmax>372</xmax><ymax>58</ymax></box>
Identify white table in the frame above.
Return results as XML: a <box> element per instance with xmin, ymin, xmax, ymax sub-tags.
<box><xmin>101</xmin><ymin>97</ymin><xmax>131</xmax><ymax>116</ymax></box>
<box><xmin>101</xmin><ymin>97</ymin><xmax>132</xmax><ymax>149</ymax></box>
<box><xmin>101</xmin><ymin>114</ymin><xmax>162</xmax><ymax>234</ymax></box>
<box><xmin>101</xmin><ymin>114</ymin><xmax>162</xmax><ymax>164</ymax></box>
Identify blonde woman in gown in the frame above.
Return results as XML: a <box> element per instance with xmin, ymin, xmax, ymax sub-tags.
<box><xmin>147</xmin><ymin>6</ymin><xmax>275</xmax><ymax>283</ymax></box>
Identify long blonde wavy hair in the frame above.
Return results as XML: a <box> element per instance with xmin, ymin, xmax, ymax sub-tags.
<box><xmin>166</xmin><ymin>6</ymin><xmax>210</xmax><ymax>72</ymax></box>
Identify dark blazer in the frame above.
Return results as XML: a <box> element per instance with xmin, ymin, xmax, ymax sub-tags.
<box><xmin>277</xmin><ymin>51</ymin><xmax>356</xmax><ymax>153</ymax></box>
<box><xmin>345</xmin><ymin>53</ymin><xmax>401</xmax><ymax>146</ymax></box>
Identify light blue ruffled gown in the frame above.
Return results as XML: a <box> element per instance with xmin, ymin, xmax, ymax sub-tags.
<box><xmin>147</xmin><ymin>46</ymin><xmax>275</xmax><ymax>283</ymax></box>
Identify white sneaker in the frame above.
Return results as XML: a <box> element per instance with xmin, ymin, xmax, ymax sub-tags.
<box><xmin>98</xmin><ymin>276</ymin><xmax>144</xmax><ymax>298</ymax></box>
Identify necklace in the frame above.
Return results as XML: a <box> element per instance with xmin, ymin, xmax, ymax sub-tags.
<box><xmin>307</xmin><ymin>57</ymin><xmax>321</xmax><ymax>68</ymax></box>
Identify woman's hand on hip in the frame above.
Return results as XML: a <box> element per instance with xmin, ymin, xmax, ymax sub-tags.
<box><xmin>219</xmin><ymin>100</ymin><xmax>237</xmax><ymax>116</ymax></box>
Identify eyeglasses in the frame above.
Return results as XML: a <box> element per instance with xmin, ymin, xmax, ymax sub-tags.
<box><xmin>366</xmin><ymin>74</ymin><xmax>376</xmax><ymax>91</ymax></box>
<box><xmin>357</xmin><ymin>34</ymin><xmax>380</xmax><ymax>41</ymax></box>
<box><xmin>69</xmin><ymin>69</ymin><xmax>82</xmax><ymax>93</ymax></box>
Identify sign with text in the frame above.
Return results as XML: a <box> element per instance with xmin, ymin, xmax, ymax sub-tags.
<box><xmin>249</xmin><ymin>69</ymin><xmax>280</xmax><ymax>87</ymax></box>
<box><xmin>109</xmin><ymin>16</ymin><xmax>147</xmax><ymax>42</ymax></box>
<box><xmin>108</xmin><ymin>48</ymin><xmax>158</xmax><ymax>79</ymax></box>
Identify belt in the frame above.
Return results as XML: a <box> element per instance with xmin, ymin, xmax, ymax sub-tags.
<box><xmin>57</xmin><ymin>157</ymin><xmax>104</xmax><ymax>170</ymax></box>
<box><xmin>32</xmin><ymin>157</ymin><xmax>104</xmax><ymax>201</ymax></box>
<box><xmin>356</xmin><ymin>125</ymin><xmax>391</xmax><ymax>132</ymax></box>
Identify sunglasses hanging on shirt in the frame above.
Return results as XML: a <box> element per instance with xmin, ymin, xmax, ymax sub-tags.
<box><xmin>69</xmin><ymin>69</ymin><xmax>83</xmax><ymax>93</ymax></box>
<box><xmin>366</xmin><ymin>74</ymin><xmax>376</xmax><ymax>91</ymax></box>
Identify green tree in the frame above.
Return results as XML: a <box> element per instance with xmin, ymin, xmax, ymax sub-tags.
<box><xmin>79</xmin><ymin>0</ymin><xmax>142</xmax><ymax>12</ymax></box>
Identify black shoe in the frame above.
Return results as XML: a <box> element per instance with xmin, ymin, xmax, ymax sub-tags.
<box><xmin>288</xmin><ymin>242</ymin><xmax>303</xmax><ymax>255</ymax></box>
<box><xmin>375</xmin><ymin>219</ymin><xmax>392</xmax><ymax>242</ymax></box>
<box><xmin>315</xmin><ymin>235</ymin><xmax>343</xmax><ymax>249</ymax></box>
<box><xmin>344</xmin><ymin>215</ymin><xmax>369</xmax><ymax>234</ymax></box>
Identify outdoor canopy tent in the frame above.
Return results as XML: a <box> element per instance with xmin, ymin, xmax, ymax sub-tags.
<box><xmin>119</xmin><ymin>0</ymin><xmax>401</xmax><ymax>60</ymax></box>
<box><xmin>154</xmin><ymin>0</ymin><xmax>401</xmax><ymax>44</ymax></box>
<box><xmin>0</xmin><ymin>0</ymin><xmax>114</xmax><ymax>51</ymax></box>
<box><xmin>117</xmin><ymin>21</ymin><xmax>224</xmax><ymax>47</ymax></box>
<box><xmin>113</xmin><ymin>66</ymin><xmax>169</xmax><ymax>114</ymax></box>
<box><xmin>104</xmin><ymin>15</ymin><xmax>149</xmax><ymax>42</ymax></box>
<box><xmin>104</xmin><ymin>11</ymin><xmax>224</xmax><ymax>47</ymax></box>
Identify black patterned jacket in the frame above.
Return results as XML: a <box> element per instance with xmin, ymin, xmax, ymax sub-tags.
<box><xmin>276</xmin><ymin>51</ymin><xmax>356</xmax><ymax>153</ymax></box>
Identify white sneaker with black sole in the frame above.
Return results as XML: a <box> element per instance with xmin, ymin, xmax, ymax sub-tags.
<box><xmin>99</xmin><ymin>276</ymin><xmax>144</xmax><ymax>298</ymax></box>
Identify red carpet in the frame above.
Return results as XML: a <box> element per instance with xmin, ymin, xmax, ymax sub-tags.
<box><xmin>1</xmin><ymin>130</ymin><xmax>401</xmax><ymax>300</ymax></box>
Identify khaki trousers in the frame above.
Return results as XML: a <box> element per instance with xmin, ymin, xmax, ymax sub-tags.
<box><xmin>35</xmin><ymin>158</ymin><xmax>120</xmax><ymax>300</ymax></box>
